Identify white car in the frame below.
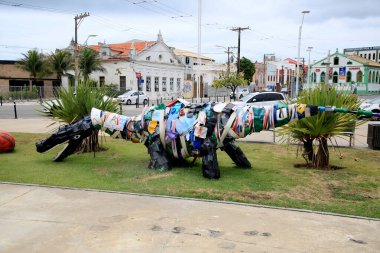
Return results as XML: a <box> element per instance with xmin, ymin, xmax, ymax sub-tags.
<box><xmin>117</xmin><ymin>90</ymin><xmax>148</xmax><ymax>105</ymax></box>
<box><xmin>234</xmin><ymin>92</ymin><xmax>286</xmax><ymax>107</ymax></box>
<box><xmin>230</xmin><ymin>88</ymin><xmax>250</xmax><ymax>99</ymax></box>
<box><xmin>360</xmin><ymin>97</ymin><xmax>380</xmax><ymax>120</ymax></box>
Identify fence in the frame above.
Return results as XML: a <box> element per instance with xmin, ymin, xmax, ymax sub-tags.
<box><xmin>0</xmin><ymin>86</ymin><xmax>60</xmax><ymax>102</ymax></box>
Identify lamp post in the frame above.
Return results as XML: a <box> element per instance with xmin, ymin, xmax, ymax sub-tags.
<box><xmin>295</xmin><ymin>10</ymin><xmax>310</xmax><ymax>98</ymax></box>
<box><xmin>84</xmin><ymin>34</ymin><xmax>97</xmax><ymax>46</ymax></box>
<box><xmin>306</xmin><ymin>46</ymin><xmax>313</xmax><ymax>89</ymax></box>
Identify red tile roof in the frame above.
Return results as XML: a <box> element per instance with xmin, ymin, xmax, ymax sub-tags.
<box><xmin>347</xmin><ymin>54</ymin><xmax>380</xmax><ymax>67</ymax></box>
<box><xmin>90</xmin><ymin>41</ymin><xmax>156</xmax><ymax>57</ymax></box>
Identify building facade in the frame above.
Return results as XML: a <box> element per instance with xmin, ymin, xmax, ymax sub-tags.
<box><xmin>62</xmin><ymin>32</ymin><xmax>224</xmax><ymax>100</ymax></box>
<box><xmin>309</xmin><ymin>50</ymin><xmax>380</xmax><ymax>94</ymax></box>
<box><xmin>344</xmin><ymin>46</ymin><xmax>380</xmax><ymax>63</ymax></box>
<box><xmin>0</xmin><ymin>60</ymin><xmax>59</xmax><ymax>99</ymax></box>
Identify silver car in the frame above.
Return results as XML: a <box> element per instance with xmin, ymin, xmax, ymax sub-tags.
<box><xmin>117</xmin><ymin>90</ymin><xmax>148</xmax><ymax>105</ymax></box>
<box><xmin>234</xmin><ymin>92</ymin><xmax>286</xmax><ymax>107</ymax></box>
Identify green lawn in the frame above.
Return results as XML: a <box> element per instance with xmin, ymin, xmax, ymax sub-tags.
<box><xmin>1</xmin><ymin>132</ymin><xmax>380</xmax><ymax>218</ymax></box>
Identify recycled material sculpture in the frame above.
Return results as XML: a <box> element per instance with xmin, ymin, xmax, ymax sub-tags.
<box><xmin>36</xmin><ymin>99</ymin><xmax>378</xmax><ymax>179</ymax></box>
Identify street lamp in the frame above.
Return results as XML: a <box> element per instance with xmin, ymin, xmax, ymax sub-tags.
<box><xmin>295</xmin><ymin>10</ymin><xmax>310</xmax><ymax>98</ymax></box>
<box><xmin>84</xmin><ymin>34</ymin><xmax>97</xmax><ymax>46</ymax></box>
<box><xmin>306</xmin><ymin>46</ymin><xmax>313</xmax><ymax>89</ymax></box>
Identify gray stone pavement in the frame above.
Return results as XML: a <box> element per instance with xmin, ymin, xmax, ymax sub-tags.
<box><xmin>0</xmin><ymin>183</ymin><xmax>379</xmax><ymax>253</ymax></box>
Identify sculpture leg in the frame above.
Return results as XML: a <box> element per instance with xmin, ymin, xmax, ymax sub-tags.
<box><xmin>201</xmin><ymin>138</ymin><xmax>220</xmax><ymax>179</ymax></box>
<box><xmin>36</xmin><ymin>116</ymin><xmax>94</xmax><ymax>161</ymax></box>
<box><xmin>223</xmin><ymin>141</ymin><xmax>251</xmax><ymax>168</ymax></box>
<box><xmin>147</xmin><ymin>140</ymin><xmax>170</xmax><ymax>171</ymax></box>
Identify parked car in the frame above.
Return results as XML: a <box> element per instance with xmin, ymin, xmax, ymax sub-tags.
<box><xmin>230</xmin><ymin>88</ymin><xmax>250</xmax><ymax>99</ymax></box>
<box><xmin>117</xmin><ymin>90</ymin><xmax>148</xmax><ymax>105</ymax></box>
<box><xmin>281</xmin><ymin>87</ymin><xmax>288</xmax><ymax>94</ymax></box>
<box><xmin>233</xmin><ymin>92</ymin><xmax>286</xmax><ymax>107</ymax></box>
<box><xmin>360</xmin><ymin>97</ymin><xmax>380</xmax><ymax>120</ymax></box>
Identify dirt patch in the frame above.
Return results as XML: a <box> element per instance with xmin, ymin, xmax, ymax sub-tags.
<box><xmin>294</xmin><ymin>163</ymin><xmax>345</xmax><ymax>170</ymax></box>
<box><xmin>95</xmin><ymin>167</ymin><xmax>112</xmax><ymax>176</ymax></box>
<box><xmin>133</xmin><ymin>173</ymin><xmax>173</xmax><ymax>182</ymax></box>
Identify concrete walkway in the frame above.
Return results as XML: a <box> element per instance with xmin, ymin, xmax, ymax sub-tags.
<box><xmin>0</xmin><ymin>183</ymin><xmax>379</xmax><ymax>253</ymax></box>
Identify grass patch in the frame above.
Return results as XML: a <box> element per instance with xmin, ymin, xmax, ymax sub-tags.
<box><xmin>1</xmin><ymin>132</ymin><xmax>380</xmax><ymax>218</ymax></box>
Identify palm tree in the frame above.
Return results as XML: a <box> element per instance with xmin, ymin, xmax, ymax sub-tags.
<box><xmin>40</xmin><ymin>80</ymin><xmax>119</xmax><ymax>153</ymax></box>
<box><xmin>49</xmin><ymin>49</ymin><xmax>74</xmax><ymax>85</ymax></box>
<box><xmin>278</xmin><ymin>84</ymin><xmax>362</xmax><ymax>169</ymax></box>
<box><xmin>17</xmin><ymin>49</ymin><xmax>49</xmax><ymax>84</ymax></box>
<box><xmin>79</xmin><ymin>47</ymin><xmax>105</xmax><ymax>81</ymax></box>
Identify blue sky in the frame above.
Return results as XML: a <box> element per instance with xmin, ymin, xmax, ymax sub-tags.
<box><xmin>0</xmin><ymin>0</ymin><xmax>379</xmax><ymax>63</ymax></box>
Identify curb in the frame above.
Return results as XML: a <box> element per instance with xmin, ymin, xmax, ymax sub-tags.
<box><xmin>1</xmin><ymin>181</ymin><xmax>379</xmax><ymax>222</ymax></box>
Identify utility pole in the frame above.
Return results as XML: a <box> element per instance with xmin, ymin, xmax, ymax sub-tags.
<box><xmin>74</xmin><ymin>12</ymin><xmax>90</xmax><ymax>88</ymax></box>
<box><xmin>231</xmin><ymin>26</ymin><xmax>249</xmax><ymax>74</ymax></box>
<box><xmin>226</xmin><ymin>46</ymin><xmax>237</xmax><ymax>73</ymax></box>
<box><xmin>306</xmin><ymin>46</ymin><xmax>313</xmax><ymax>89</ymax></box>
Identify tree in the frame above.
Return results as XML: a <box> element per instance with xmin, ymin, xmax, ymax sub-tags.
<box><xmin>239</xmin><ymin>57</ymin><xmax>255</xmax><ymax>82</ymax></box>
<box><xmin>49</xmin><ymin>49</ymin><xmax>74</xmax><ymax>85</ymax></box>
<box><xmin>277</xmin><ymin>84</ymin><xmax>362</xmax><ymax>169</ymax></box>
<box><xmin>41</xmin><ymin>80</ymin><xmax>119</xmax><ymax>153</ymax></box>
<box><xmin>79</xmin><ymin>47</ymin><xmax>105</xmax><ymax>81</ymax></box>
<box><xmin>212</xmin><ymin>71</ymin><xmax>247</xmax><ymax>99</ymax></box>
<box><xmin>17</xmin><ymin>49</ymin><xmax>49</xmax><ymax>84</ymax></box>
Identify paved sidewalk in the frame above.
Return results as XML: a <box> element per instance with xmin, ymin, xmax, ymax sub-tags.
<box><xmin>0</xmin><ymin>183</ymin><xmax>379</xmax><ymax>253</ymax></box>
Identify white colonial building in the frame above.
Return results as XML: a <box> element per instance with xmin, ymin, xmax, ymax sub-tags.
<box><xmin>62</xmin><ymin>31</ymin><xmax>228</xmax><ymax>99</ymax></box>
<box><xmin>309</xmin><ymin>50</ymin><xmax>380</xmax><ymax>94</ymax></box>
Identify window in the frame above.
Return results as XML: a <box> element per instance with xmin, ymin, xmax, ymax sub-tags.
<box><xmin>376</xmin><ymin>72</ymin><xmax>379</xmax><ymax>84</ymax></box>
<box><xmin>162</xmin><ymin>77</ymin><xmax>167</xmax><ymax>91</ymax></box>
<box><xmin>321</xmin><ymin>72</ymin><xmax>326</xmax><ymax>83</ymax></box>
<box><xmin>170</xmin><ymin>59</ymin><xmax>174</xmax><ymax>64</ymax></box>
<box><xmin>346</xmin><ymin>71</ymin><xmax>352</xmax><ymax>83</ymax></box>
<box><xmin>369</xmin><ymin>71</ymin><xmax>372</xmax><ymax>83</ymax></box>
<box><xmin>146</xmin><ymin>76</ymin><xmax>151</xmax><ymax>91</ymax></box>
<box><xmin>369</xmin><ymin>54</ymin><xmax>371</xmax><ymax>60</ymax></box>
<box><xmin>185</xmin><ymin>57</ymin><xmax>190</xmax><ymax>64</ymax></box>
<box><xmin>364</xmin><ymin>54</ymin><xmax>367</xmax><ymax>58</ymax></box>
<box><xmin>347</xmin><ymin>61</ymin><xmax>352</xmax><ymax>65</ymax></box>
<box><xmin>120</xmin><ymin>76</ymin><xmax>126</xmax><ymax>91</ymax></box>
<box><xmin>313</xmin><ymin>72</ymin><xmax>316</xmax><ymax>82</ymax></box>
<box><xmin>357</xmin><ymin>71</ymin><xmax>363</xmax><ymax>82</ymax></box>
<box><xmin>332</xmin><ymin>71</ymin><xmax>338</xmax><ymax>83</ymax></box>
<box><xmin>176</xmin><ymin>78</ymin><xmax>181</xmax><ymax>91</ymax></box>
<box><xmin>186</xmin><ymin>74</ymin><xmax>191</xmax><ymax>80</ymax></box>
<box><xmin>154</xmin><ymin>77</ymin><xmax>159</xmax><ymax>92</ymax></box>
<box><xmin>158</xmin><ymin>54</ymin><xmax>162</xmax><ymax>61</ymax></box>
<box><xmin>169</xmin><ymin>77</ymin><xmax>174</xmax><ymax>91</ymax></box>
<box><xmin>373</xmin><ymin>53</ymin><xmax>376</xmax><ymax>60</ymax></box>
<box><xmin>99</xmin><ymin>76</ymin><xmax>105</xmax><ymax>87</ymax></box>
<box><xmin>360</xmin><ymin>54</ymin><xmax>363</xmax><ymax>57</ymax></box>
<box><xmin>333</xmin><ymin>56</ymin><xmax>339</xmax><ymax>65</ymax></box>
<box><xmin>249</xmin><ymin>93</ymin><xmax>266</xmax><ymax>102</ymax></box>
<box><xmin>146</xmin><ymin>56</ymin><xmax>151</xmax><ymax>61</ymax></box>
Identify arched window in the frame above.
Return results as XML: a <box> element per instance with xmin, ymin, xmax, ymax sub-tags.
<box><xmin>346</xmin><ymin>71</ymin><xmax>352</xmax><ymax>83</ymax></box>
<box><xmin>369</xmin><ymin>71</ymin><xmax>372</xmax><ymax>83</ymax></box>
<box><xmin>321</xmin><ymin>72</ymin><xmax>326</xmax><ymax>83</ymax></box>
<box><xmin>333</xmin><ymin>56</ymin><xmax>339</xmax><ymax>65</ymax></box>
<box><xmin>357</xmin><ymin>71</ymin><xmax>363</xmax><ymax>83</ymax></box>
<box><xmin>333</xmin><ymin>71</ymin><xmax>338</xmax><ymax>83</ymax></box>
<box><xmin>372</xmin><ymin>71</ymin><xmax>376</xmax><ymax>83</ymax></box>
<box><xmin>376</xmin><ymin>72</ymin><xmax>379</xmax><ymax>84</ymax></box>
<box><xmin>313</xmin><ymin>72</ymin><xmax>316</xmax><ymax>82</ymax></box>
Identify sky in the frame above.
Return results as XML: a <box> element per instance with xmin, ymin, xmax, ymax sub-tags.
<box><xmin>0</xmin><ymin>0</ymin><xmax>379</xmax><ymax>64</ymax></box>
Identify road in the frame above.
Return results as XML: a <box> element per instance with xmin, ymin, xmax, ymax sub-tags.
<box><xmin>0</xmin><ymin>95</ymin><xmax>379</xmax><ymax>119</ymax></box>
